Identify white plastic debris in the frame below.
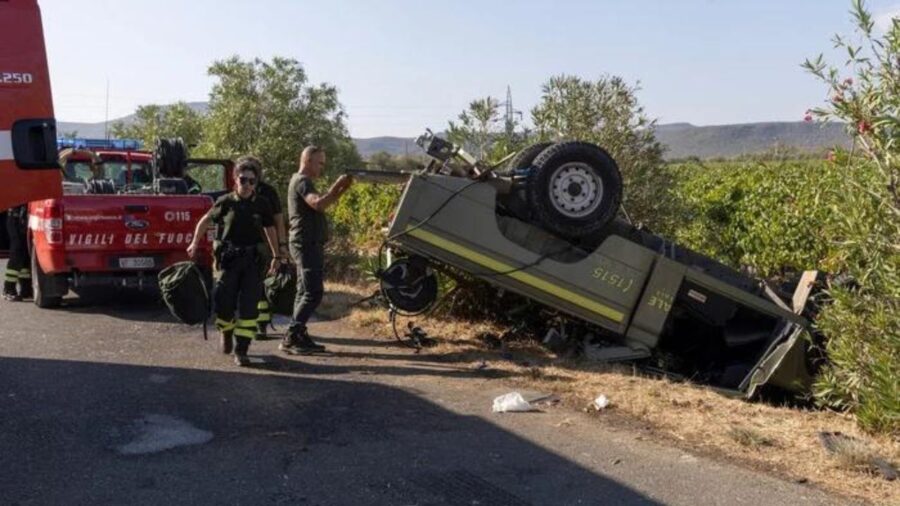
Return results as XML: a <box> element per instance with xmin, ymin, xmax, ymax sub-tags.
<box><xmin>492</xmin><ymin>392</ymin><xmax>534</xmax><ymax>413</ymax></box>
<box><xmin>592</xmin><ymin>394</ymin><xmax>610</xmax><ymax>410</ymax></box>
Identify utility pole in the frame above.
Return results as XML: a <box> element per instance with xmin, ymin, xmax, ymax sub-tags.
<box><xmin>500</xmin><ymin>85</ymin><xmax>522</xmax><ymax>140</ymax></box>
<box><xmin>104</xmin><ymin>78</ymin><xmax>110</xmax><ymax>141</ymax></box>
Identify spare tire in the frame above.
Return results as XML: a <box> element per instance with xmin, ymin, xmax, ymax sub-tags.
<box><xmin>155</xmin><ymin>138</ymin><xmax>188</xmax><ymax>178</ymax></box>
<box><xmin>526</xmin><ymin>141</ymin><xmax>622</xmax><ymax>239</ymax></box>
<box><xmin>502</xmin><ymin>142</ymin><xmax>553</xmax><ymax>174</ymax></box>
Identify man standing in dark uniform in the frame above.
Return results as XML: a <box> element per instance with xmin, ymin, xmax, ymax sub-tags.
<box><xmin>239</xmin><ymin>156</ymin><xmax>289</xmax><ymax>337</ymax></box>
<box><xmin>188</xmin><ymin>158</ymin><xmax>282</xmax><ymax>366</ymax></box>
<box><xmin>3</xmin><ymin>204</ymin><xmax>32</xmax><ymax>301</ymax></box>
<box><xmin>280</xmin><ymin>146</ymin><xmax>352</xmax><ymax>353</ymax></box>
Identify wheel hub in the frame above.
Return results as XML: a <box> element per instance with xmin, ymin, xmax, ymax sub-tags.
<box><xmin>549</xmin><ymin>162</ymin><xmax>604</xmax><ymax>218</ymax></box>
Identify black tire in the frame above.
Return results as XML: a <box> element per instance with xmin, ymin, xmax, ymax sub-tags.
<box><xmin>502</xmin><ymin>142</ymin><xmax>554</xmax><ymax>174</ymax></box>
<box><xmin>526</xmin><ymin>141</ymin><xmax>622</xmax><ymax>239</ymax></box>
<box><xmin>32</xmin><ymin>248</ymin><xmax>66</xmax><ymax>308</ymax></box>
<box><xmin>154</xmin><ymin>138</ymin><xmax>188</xmax><ymax>178</ymax></box>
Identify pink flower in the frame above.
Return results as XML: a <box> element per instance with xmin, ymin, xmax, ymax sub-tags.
<box><xmin>826</xmin><ymin>150</ymin><xmax>836</xmax><ymax>162</ymax></box>
<box><xmin>858</xmin><ymin>120</ymin><xmax>872</xmax><ymax>134</ymax></box>
<box><xmin>832</xmin><ymin>93</ymin><xmax>844</xmax><ymax>103</ymax></box>
<box><xmin>804</xmin><ymin>113</ymin><xmax>813</xmax><ymax>122</ymax></box>
<box><xmin>843</xmin><ymin>77</ymin><xmax>854</xmax><ymax>87</ymax></box>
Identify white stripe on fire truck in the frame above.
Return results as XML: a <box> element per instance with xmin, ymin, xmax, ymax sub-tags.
<box><xmin>0</xmin><ymin>130</ymin><xmax>13</xmax><ymax>161</ymax></box>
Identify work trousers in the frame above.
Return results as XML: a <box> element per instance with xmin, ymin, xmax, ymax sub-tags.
<box><xmin>256</xmin><ymin>245</ymin><xmax>272</xmax><ymax>329</ymax></box>
<box><xmin>289</xmin><ymin>242</ymin><xmax>324</xmax><ymax>333</ymax></box>
<box><xmin>213</xmin><ymin>252</ymin><xmax>261</xmax><ymax>340</ymax></box>
<box><xmin>4</xmin><ymin>208</ymin><xmax>31</xmax><ymax>290</ymax></box>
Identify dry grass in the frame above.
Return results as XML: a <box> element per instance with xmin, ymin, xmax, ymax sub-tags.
<box><xmin>322</xmin><ymin>280</ymin><xmax>900</xmax><ymax>505</ymax></box>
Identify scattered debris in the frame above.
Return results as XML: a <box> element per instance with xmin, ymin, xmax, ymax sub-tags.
<box><xmin>555</xmin><ymin>418</ymin><xmax>574</xmax><ymax>427</ymax></box>
<box><xmin>818</xmin><ymin>431</ymin><xmax>898</xmax><ymax>481</ymax></box>
<box><xmin>612</xmin><ymin>458</ymin><xmax>622</xmax><ymax>466</ymax></box>
<box><xmin>492</xmin><ymin>392</ymin><xmax>534</xmax><ymax>413</ymax></box>
<box><xmin>542</xmin><ymin>327</ymin><xmax>567</xmax><ymax>353</ymax></box>
<box><xmin>476</xmin><ymin>331</ymin><xmax>503</xmax><ymax>350</ymax></box>
<box><xmin>592</xmin><ymin>395</ymin><xmax>610</xmax><ymax>411</ymax></box>
<box><xmin>405</xmin><ymin>322</ymin><xmax>437</xmax><ymax>349</ymax></box>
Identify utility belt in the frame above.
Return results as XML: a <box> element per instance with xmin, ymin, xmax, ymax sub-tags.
<box><xmin>215</xmin><ymin>241</ymin><xmax>259</xmax><ymax>269</ymax></box>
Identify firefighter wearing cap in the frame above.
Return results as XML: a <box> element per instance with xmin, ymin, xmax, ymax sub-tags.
<box><xmin>2</xmin><ymin>204</ymin><xmax>31</xmax><ymax>302</ymax></box>
<box><xmin>187</xmin><ymin>158</ymin><xmax>282</xmax><ymax>366</ymax></box>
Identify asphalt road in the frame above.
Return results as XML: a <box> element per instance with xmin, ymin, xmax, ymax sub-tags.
<box><xmin>0</xmin><ymin>261</ymin><xmax>854</xmax><ymax>505</ymax></box>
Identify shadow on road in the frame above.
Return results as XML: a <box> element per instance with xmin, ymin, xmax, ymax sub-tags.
<box><xmin>43</xmin><ymin>287</ymin><xmax>178</xmax><ymax>324</ymax></box>
<box><xmin>0</xmin><ymin>356</ymin><xmax>661</xmax><ymax>506</ymax></box>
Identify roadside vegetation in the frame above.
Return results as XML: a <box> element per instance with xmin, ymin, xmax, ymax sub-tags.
<box><xmin>329</xmin><ymin>0</ymin><xmax>898</xmax><ymax>442</ymax></box>
<box><xmin>115</xmin><ymin>1</ymin><xmax>896</xmax><ymax>499</ymax></box>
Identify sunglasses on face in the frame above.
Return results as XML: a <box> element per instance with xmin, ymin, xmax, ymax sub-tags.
<box><xmin>238</xmin><ymin>176</ymin><xmax>257</xmax><ymax>186</ymax></box>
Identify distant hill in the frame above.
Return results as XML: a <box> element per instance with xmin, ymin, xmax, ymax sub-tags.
<box><xmin>59</xmin><ymin>104</ymin><xmax>851</xmax><ymax>159</ymax></box>
<box><xmin>57</xmin><ymin>102</ymin><xmax>209</xmax><ymax>138</ymax></box>
<box><xmin>653</xmin><ymin>121</ymin><xmax>850</xmax><ymax>159</ymax></box>
<box><xmin>353</xmin><ymin>137</ymin><xmax>420</xmax><ymax>158</ymax></box>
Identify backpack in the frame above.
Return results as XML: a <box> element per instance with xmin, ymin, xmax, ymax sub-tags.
<box><xmin>158</xmin><ymin>261</ymin><xmax>212</xmax><ymax>330</ymax></box>
<box><xmin>264</xmin><ymin>264</ymin><xmax>296</xmax><ymax>317</ymax></box>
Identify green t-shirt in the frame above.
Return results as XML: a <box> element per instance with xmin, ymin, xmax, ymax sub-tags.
<box><xmin>209</xmin><ymin>192</ymin><xmax>275</xmax><ymax>247</ymax></box>
<box><xmin>288</xmin><ymin>173</ymin><xmax>328</xmax><ymax>245</ymax></box>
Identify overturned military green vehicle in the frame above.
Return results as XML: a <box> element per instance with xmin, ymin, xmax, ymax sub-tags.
<box><xmin>353</xmin><ymin>131</ymin><xmax>821</xmax><ymax>397</ymax></box>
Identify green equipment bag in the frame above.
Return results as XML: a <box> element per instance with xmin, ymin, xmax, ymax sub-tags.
<box><xmin>264</xmin><ymin>263</ymin><xmax>296</xmax><ymax>316</ymax></box>
<box><xmin>158</xmin><ymin>261</ymin><xmax>212</xmax><ymax>335</ymax></box>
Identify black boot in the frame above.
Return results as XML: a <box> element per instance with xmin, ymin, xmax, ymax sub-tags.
<box><xmin>233</xmin><ymin>336</ymin><xmax>251</xmax><ymax>367</ymax></box>
<box><xmin>296</xmin><ymin>329</ymin><xmax>326</xmax><ymax>352</ymax></box>
<box><xmin>220</xmin><ymin>329</ymin><xmax>234</xmax><ymax>355</ymax></box>
<box><xmin>2</xmin><ymin>282</ymin><xmax>20</xmax><ymax>302</ymax></box>
<box><xmin>18</xmin><ymin>281</ymin><xmax>32</xmax><ymax>300</ymax></box>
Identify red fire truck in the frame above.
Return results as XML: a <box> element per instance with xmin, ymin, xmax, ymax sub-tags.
<box><xmin>26</xmin><ymin>141</ymin><xmax>229</xmax><ymax>307</ymax></box>
<box><xmin>1</xmin><ymin>0</ymin><xmax>232</xmax><ymax>307</ymax></box>
<box><xmin>0</xmin><ymin>0</ymin><xmax>62</xmax><ymax>210</ymax></box>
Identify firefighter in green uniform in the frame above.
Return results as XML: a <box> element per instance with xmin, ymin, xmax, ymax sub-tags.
<box><xmin>187</xmin><ymin>158</ymin><xmax>283</xmax><ymax>366</ymax></box>
<box><xmin>234</xmin><ymin>157</ymin><xmax>289</xmax><ymax>337</ymax></box>
<box><xmin>2</xmin><ymin>204</ymin><xmax>32</xmax><ymax>301</ymax></box>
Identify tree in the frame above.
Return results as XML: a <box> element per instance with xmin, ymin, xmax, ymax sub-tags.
<box><xmin>447</xmin><ymin>96</ymin><xmax>529</xmax><ymax>162</ymax></box>
<box><xmin>447</xmin><ymin>97</ymin><xmax>501</xmax><ymax>160</ymax></box>
<box><xmin>531</xmin><ymin>75</ymin><xmax>672</xmax><ymax>233</ymax></box>
<box><xmin>110</xmin><ymin>102</ymin><xmax>203</xmax><ymax>148</ymax></box>
<box><xmin>366</xmin><ymin>151</ymin><xmax>424</xmax><ymax>172</ymax></box>
<box><xmin>198</xmin><ymin>56</ymin><xmax>360</xmax><ymax>194</ymax></box>
<box><xmin>800</xmin><ymin>0</ymin><xmax>900</xmax><ymax>435</ymax></box>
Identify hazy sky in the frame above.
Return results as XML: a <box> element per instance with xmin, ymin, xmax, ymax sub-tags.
<box><xmin>40</xmin><ymin>0</ymin><xmax>900</xmax><ymax>138</ymax></box>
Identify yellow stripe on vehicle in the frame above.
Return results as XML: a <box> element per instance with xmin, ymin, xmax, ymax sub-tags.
<box><xmin>406</xmin><ymin>227</ymin><xmax>624</xmax><ymax>322</ymax></box>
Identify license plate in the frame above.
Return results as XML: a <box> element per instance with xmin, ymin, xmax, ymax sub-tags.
<box><xmin>119</xmin><ymin>257</ymin><xmax>155</xmax><ymax>269</ymax></box>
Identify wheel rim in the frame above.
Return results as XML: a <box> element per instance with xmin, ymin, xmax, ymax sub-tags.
<box><xmin>548</xmin><ymin>162</ymin><xmax>604</xmax><ymax>218</ymax></box>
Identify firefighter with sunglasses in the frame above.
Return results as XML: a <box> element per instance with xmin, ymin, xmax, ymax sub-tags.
<box><xmin>187</xmin><ymin>157</ymin><xmax>283</xmax><ymax>366</ymax></box>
